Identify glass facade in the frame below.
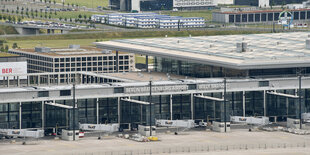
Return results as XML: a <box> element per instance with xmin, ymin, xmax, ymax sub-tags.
<box><xmin>155</xmin><ymin>57</ymin><xmax>310</xmax><ymax>78</ymax></box>
<box><xmin>1</xmin><ymin>89</ymin><xmax>310</xmax><ymax>129</ymax></box>
<box><xmin>0</xmin><ymin>103</ymin><xmax>19</xmax><ymax>129</ymax></box>
<box><xmin>22</xmin><ymin>102</ymin><xmax>42</xmax><ymax>129</ymax></box>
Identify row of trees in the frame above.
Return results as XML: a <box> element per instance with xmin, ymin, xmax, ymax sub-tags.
<box><xmin>0</xmin><ymin>14</ymin><xmax>22</xmax><ymax>23</ymax></box>
<box><xmin>0</xmin><ymin>40</ymin><xmax>19</xmax><ymax>53</ymax></box>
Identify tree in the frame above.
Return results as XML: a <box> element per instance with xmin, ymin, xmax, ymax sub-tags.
<box><xmin>67</xmin><ymin>3</ymin><xmax>69</xmax><ymax>7</ymax></box>
<box><xmin>0</xmin><ymin>14</ymin><xmax>2</xmax><ymax>20</ymax></box>
<box><xmin>69</xmin><ymin>17</ymin><xmax>72</xmax><ymax>22</ymax></box>
<box><xmin>0</xmin><ymin>46</ymin><xmax>4</xmax><ymax>52</ymax></box>
<box><xmin>12</xmin><ymin>16</ymin><xmax>15</xmax><ymax>22</ymax></box>
<box><xmin>83</xmin><ymin>14</ymin><xmax>87</xmax><ymax>20</ymax></box>
<box><xmin>17</xmin><ymin>17</ymin><xmax>21</xmax><ymax>22</ymax></box>
<box><xmin>59</xmin><ymin>17</ymin><xmax>62</xmax><ymax>21</ymax></box>
<box><xmin>8</xmin><ymin>15</ymin><xmax>11</xmax><ymax>22</ymax></box>
<box><xmin>78</xmin><ymin>14</ymin><xmax>82</xmax><ymax>19</ymax></box>
<box><xmin>6</xmin><ymin>8</ymin><xmax>9</xmax><ymax>13</ymax></box>
<box><xmin>4</xmin><ymin>45</ymin><xmax>8</xmax><ymax>52</ymax></box>
<box><xmin>64</xmin><ymin>17</ymin><xmax>67</xmax><ymax>21</ymax></box>
<box><xmin>12</xmin><ymin>42</ymin><xmax>18</xmax><ymax>49</ymax></box>
<box><xmin>48</xmin><ymin>15</ymin><xmax>51</xmax><ymax>19</ymax></box>
<box><xmin>53</xmin><ymin>0</ymin><xmax>55</xmax><ymax>5</ymax></box>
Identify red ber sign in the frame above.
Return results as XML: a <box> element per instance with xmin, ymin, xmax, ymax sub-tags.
<box><xmin>2</xmin><ymin>68</ymin><xmax>13</xmax><ymax>74</ymax></box>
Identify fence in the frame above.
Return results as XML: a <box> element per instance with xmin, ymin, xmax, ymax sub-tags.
<box><xmin>71</xmin><ymin>142</ymin><xmax>308</xmax><ymax>155</ymax></box>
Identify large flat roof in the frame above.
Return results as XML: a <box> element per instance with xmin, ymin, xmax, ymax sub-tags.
<box><xmin>10</xmin><ymin>47</ymin><xmax>129</xmax><ymax>57</ymax></box>
<box><xmin>95</xmin><ymin>32</ymin><xmax>310</xmax><ymax>70</ymax></box>
<box><xmin>0</xmin><ymin>52</ymin><xmax>20</xmax><ymax>57</ymax></box>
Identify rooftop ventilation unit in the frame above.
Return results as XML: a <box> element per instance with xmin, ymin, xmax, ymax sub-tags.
<box><xmin>69</xmin><ymin>45</ymin><xmax>80</xmax><ymax>49</ymax></box>
<box><xmin>236</xmin><ymin>42</ymin><xmax>248</xmax><ymax>53</ymax></box>
<box><xmin>35</xmin><ymin>47</ymin><xmax>51</xmax><ymax>53</ymax></box>
<box><xmin>102</xmin><ymin>49</ymin><xmax>112</xmax><ymax>54</ymax></box>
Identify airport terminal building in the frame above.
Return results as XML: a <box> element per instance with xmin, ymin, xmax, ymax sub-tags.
<box><xmin>1</xmin><ymin>32</ymin><xmax>310</xmax><ymax>130</ymax></box>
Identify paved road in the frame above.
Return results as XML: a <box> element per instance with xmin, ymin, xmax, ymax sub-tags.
<box><xmin>0</xmin><ymin>129</ymin><xmax>309</xmax><ymax>155</ymax></box>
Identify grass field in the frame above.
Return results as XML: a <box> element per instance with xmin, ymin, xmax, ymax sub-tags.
<box><xmin>0</xmin><ymin>25</ymin><xmax>18</xmax><ymax>35</ymax></box>
<box><xmin>2</xmin><ymin>29</ymin><xmax>267</xmax><ymax>52</ymax></box>
<box><xmin>55</xmin><ymin>0</ymin><xmax>109</xmax><ymax>8</ymax></box>
<box><xmin>161</xmin><ymin>10</ymin><xmax>213</xmax><ymax>21</ymax></box>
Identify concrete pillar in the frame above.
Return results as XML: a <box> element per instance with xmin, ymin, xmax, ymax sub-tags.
<box><xmin>7</xmin><ymin>76</ymin><xmax>9</xmax><ymax>87</ymax></box>
<box><xmin>48</xmin><ymin>74</ymin><xmax>50</xmax><ymax>86</ymax></box>
<box><xmin>57</xmin><ymin>74</ymin><xmax>60</xmax><ymax>85</ymax></box>
<box><xmin>191</xmin><ymin>93</ymin><xmax>194</xmax><ymax>119</ymax></box>
<box><xmin>243</xmin><ymin>91</ymin><xmax>246</xmax><ymax>117</ymax></box>
<box><xmin>38</xmin><ymin>75</ymin><xmax>40</xmax><ymax>86</ymax></box>
<box><xmin>17</xmin><ymin>76</ymin><xmax>20</xmax><ymax>87</ymax></box>
<box><xmin>27</xmin><ymin>76</ymin><xmax>30</xmax><ymax>86</ymax></box>
<box><xmin>263</xmin><ymin>90</ymin><xmax>266</xmax><ymax>116</ymax></box>
<box><xmin>170</xmin><ymin>94</ymin><xmax>173</xmax><ymax>120</ymax></box>
<box><xmin>96</xmin><ymin>98</ymin><xmax>99</xmax><ymax>124</ymax></box>
<box><xmin>19</xmin><ymin>102</ymin><xmax>22</xmax><ymax>129</ymax></box>
<box><xmin>42</xmin><ymin>101</ymin><xmax>44</xmax><ymax>129</ymax></box>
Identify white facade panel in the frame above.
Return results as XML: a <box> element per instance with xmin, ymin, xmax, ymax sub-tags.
<box><xmin>259</xmin><ymin>0</ymin><xmax>269</xmax><ymax>7</ymax></box>
<box><xmin>131</xmin><ymin>0</ymin><xmax>141</xmax><ymax>12</ymax></box>
<box><xmin>213</xmin><ymin>0</ymin><xmax>233</xmax><ymax>5</ymax></box>
<box><xmin>173</xmin><ymin>0</ymin><xmax>214</xmax><ymax>8</ymax></box>
<box><xmin>0</xmin><ymin>62</ymin><xmax>27</xmax><ymax>80</ymax></box>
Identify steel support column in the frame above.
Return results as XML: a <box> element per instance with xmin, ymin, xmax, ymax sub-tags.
<box><xmin>243</xmin><ymin>91</ymin><xmax>246</xmax><ymax>117</ymax></box>
<box><xmin>170</xmin><ymin>94</ymin><xmax>173</xmax><ymax>120</ymax></box>
<box><xmin>96</xmin><ymin>98</ymin><xmax>99</xmax><ymax>124</ymax></box>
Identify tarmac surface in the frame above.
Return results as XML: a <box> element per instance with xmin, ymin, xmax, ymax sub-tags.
<box><xmin>0</xmin><ymin>128</ymin><xmax>310</xmax><ymax>155</ymax></box>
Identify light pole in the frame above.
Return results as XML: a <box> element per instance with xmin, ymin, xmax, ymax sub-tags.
<box><xmin>299</xmin><ymin>74</ymin><xmax>302</xmax><ymax>129</ymax></box>
<box><xmin>224</xmin><ymin>78</ymin><xmax>227</xmax><ymax>132</ymax></box>
<box><xmin>149</xmin><ymin>80</ymin><xmax>152</xmax><ymax>136</ymax></box>
<box><xmin>72</xmin><ymin>82</ymin><xmax>76</xmax><ymax>140</ymax></box>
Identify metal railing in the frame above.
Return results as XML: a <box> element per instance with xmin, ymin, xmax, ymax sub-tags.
<box><xmin>69</xmin><ymin>142</ymin><xmax>309</xmax><ymax>155</ymax></box>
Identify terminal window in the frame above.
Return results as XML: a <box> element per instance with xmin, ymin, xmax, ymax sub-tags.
<box><xmin>38</xmin><ymin>91</ymin><xmax>49</xmax><ymax>97</ymax></box>
<box><xmin>60</xmin><ymin>90</ymin><xmax>71</xmax><ymax>96</ymax></box>
<box><xmin>259</xmin><ymin>81</ymin><xmax>269</xmax><ymax>87</ymax></box>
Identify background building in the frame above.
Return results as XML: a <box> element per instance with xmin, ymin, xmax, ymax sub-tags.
<box><xmin>109</xmin><ymin>0</ymin><xmax>233</xmax><ymax>11</ymax></box>
<box><xmin>92</xmin><ymin>13</ymin><xmax>205</xmax><ymax>28</ymax></box>
<box><xmin>212</xmin><ymin>8</ymin><xmax>310</xmax><ymax>23</ymax></box>
<box><xmin>109</xmin><ymin>0</ymin><xmax>173</xmax><ymax>11</ymax></box>
<box><xmin>234</xmin><ymin>0</ymin><xmax>307</xmax><ymax>7</ymax></box>
<box><xmin>173</xmin><ymin>0</ymin><xmax>233</xmax><ymax>10</ymax></box>
<box><xmin>8</xmin><ymin>45</ymin><xmax>135</xmax><ymax>74</ymax></box>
